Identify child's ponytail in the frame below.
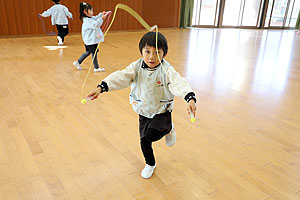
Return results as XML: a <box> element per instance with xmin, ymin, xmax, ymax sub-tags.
<box><xmin>79</xmin><ymin>2</ymin><xmax>84</xmax><ymax>20</ymax></box>
<box><xmin>79</xmin><ymin>2</ymin><xmax>92</xmax><ymax>20</ymax></box>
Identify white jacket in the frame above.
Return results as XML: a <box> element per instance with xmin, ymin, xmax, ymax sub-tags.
<box><xmin>82</xmin><ymin>13</ymin><xmax>104</xmax><ymax>45</ymax></box>
<box><xmin>103</xmin><ymin>58</ymin><xmax>194</xmax><ymax>118</ymax></box>
<box><xmin>41</xmin><ymin>4</ymin><xmax>72</xmax><ymax>25</ymax></box>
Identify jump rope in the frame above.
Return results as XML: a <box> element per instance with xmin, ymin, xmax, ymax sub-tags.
<box><xmin>38</xmin><ymin>14</ymin><xmax>58</xmax><ymax>35</ymax></box>
<box><xmin>79</xmin><ymin>4</ymin><xmax>196</xmax><ymax>123</ymax></box>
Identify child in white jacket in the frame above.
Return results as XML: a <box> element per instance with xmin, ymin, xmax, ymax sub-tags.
<box><xmin>87</xmin><ymin>32</ymin><xmax>197</xmax><ymax>179</ymax></box>
<box><xmin>40</xmin><ymin>0</ymin><xmax>73</xmax><ymax>45</ymax></box>
<box><xmin>73</xmin><ymin>2</ymin><xmax>108</xmax><ymax>72</ymax></box>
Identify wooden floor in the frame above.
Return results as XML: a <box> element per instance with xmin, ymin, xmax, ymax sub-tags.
<box><xmin>0</xmin><ymin>28</ymin><xmax>300</xmax><ymax>200</ymax></box>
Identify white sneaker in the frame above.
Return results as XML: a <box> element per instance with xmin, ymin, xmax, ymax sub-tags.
<box><xmin>57</xmin><ymin>36</ymin><xmax>63</xmax><ymax>45</ymax></box>
<box><xmin>165</xmin><ymin>124</ymin><xmax>176</xmax><ymax>146</ymax></box>
<box><xmin>141</xmin><ymin>164</ymin><xmax>156</xmax><ymax>179</ymax></box>
<box><xmin>73</xmin><ymin>61</ymin><xmax>82</xmax><ymax>70</ymax></box>
<box><xmin>94</xmin><ymin>68</ymin><xmax>105</xmax><ymax>72</ymax></box>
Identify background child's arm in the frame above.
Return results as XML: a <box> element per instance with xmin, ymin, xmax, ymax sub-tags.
<box><xmin>94</xmin><ymin>12</ymin><xmax>104</xmax><ymax>19</ymax></box>
<box><xmin>40</xmin><ymin>7</ymin><xmax>52</xmax><ymax>17</ymax></box>
<box><xmin>90</xmin><ymin>14</ymin><xmax>104</xmax><ymax>28</ymax></box>
<box><xmin>63</xmin><ymin>6</ymin><xmax>73</xmax><ymax>19</ymax></box>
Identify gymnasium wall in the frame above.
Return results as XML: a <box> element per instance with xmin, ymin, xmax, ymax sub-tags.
<box><xmin>0</xmin><ymin>0</ymin><xmax>181</xmax><ymax>37</ymax></box>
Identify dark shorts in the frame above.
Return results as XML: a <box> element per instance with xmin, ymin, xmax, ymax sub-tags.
<box><xmin>139</xmin><ymin>111</ymin><xmax>172</xmax><ymax>139</ymax></box>
<box><xmin>85</xmin><ymin>44</ymin><xmax>99</xmax><ymax>53</ymax></box>
<box><xmin>56</xmin><ymin>24</ymin><xmax>69</xmax><ymax>33</ymax></box>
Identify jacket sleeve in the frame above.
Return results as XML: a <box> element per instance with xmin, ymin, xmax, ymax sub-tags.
<box><xmin>90</xmin><ymin>14</ymin><xmax>103</xmax><ymax>27</ymax></box>
<box><xmin>167</xmin><ymin>66</ymin><xmax>195</xmax><ymax>100</ymax></box>
<box><xmin>41</xmin><ymin>7</ymin><xmax>52</xmax><ymax>17</ymax></box>
<box><xmin>64</xmin><ymin>6</ymin><xmax>73</xmax><ymax>18</ymax></box>
<box><xmin>102</xmin><ymin>63</ymin><xmax>136</xmax><ymax>91</ymax></box>
<box><xmin>95</xmin><ymin>12</ymin><xmax>103</xmax><ymax>19</ymax></box>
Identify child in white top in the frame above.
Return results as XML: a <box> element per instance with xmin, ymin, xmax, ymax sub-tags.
<box><xmin>40</xmin><ymin>0</ymin><xmax>73</xmax><ymax>45</ymax></box>
<box><xmin>86</xmin><ymin>32</ymin><xmax>197</xmax><ymax>179</ymax></box>
<box><xmin>73</xmin><ymin>2</ymin><xmax>108</xmax><ymax>72</ymax></box>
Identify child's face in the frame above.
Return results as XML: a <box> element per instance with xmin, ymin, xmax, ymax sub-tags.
<box><xmin>142</xmin><ymin>45</ymin><xmax>164</xmax><ymax>68</ymax></box>
<box><xmin>84</xmin><ymin>8</ymin><xmax>93</xmax><ymax>17</ymax></box>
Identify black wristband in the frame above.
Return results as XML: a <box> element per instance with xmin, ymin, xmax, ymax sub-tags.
<box><xmin>97</xmin><ymin>81</ymin><xmax>108</xmax><ymax>93</ymax></box>
<box><xmin>184</xmin><ymin>92</ymin><xmax>197</xmax><ymax>103</ymax></box>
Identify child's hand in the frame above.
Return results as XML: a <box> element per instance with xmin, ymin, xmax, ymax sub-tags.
<box><xmin>187</xmin><ymin>99</ymin><xmax>196</xmax><ymax>117</ymax></box>
<box><xmin>101</xmin><ymin>12</ymin><xmax>107</xmax><ymax>20</ymax></box>
<box><xmin>103</xmin><ymin>11</ymin><xmax>109</xmax><ymax>15</ymax></box>
<box><xmin>87</xmin><ymin>87</ymin><xmax>102</xmax><ymax>100</ymax></box>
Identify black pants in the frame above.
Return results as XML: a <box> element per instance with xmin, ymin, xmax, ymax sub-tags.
<box><xmin>56</xmin><ymin>24</ymin><xmax>69</xmax><ymax>42</ymax></box>
<box><xmin>139</xmin><ymin>111</ymin><xmax>172</xmax><ymax>166</ymax></box>
<box><xmin>77</xmin><ymin>44</ymin><xmax>100</xmax><ymax>69</ymax></box>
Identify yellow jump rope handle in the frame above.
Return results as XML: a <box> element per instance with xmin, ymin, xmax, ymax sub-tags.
<box><xmin>190</xmin><ymin>111</ymin><xmax>195</xmax><ymax>123</ymax></box>
<box><xmin>81</xmin><ymin>96</ymin><xmax>92</xmax><ymax>104</ymax></box>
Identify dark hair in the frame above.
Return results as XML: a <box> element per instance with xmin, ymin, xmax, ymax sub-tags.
<box><xmin>79</xmin><ymin>2</ymin><xmax>93</xmax><ymax>20</ymax></box>
<box><xmin>139</xmin><ymin>32</ymin><xmax>168</xmax><ymax>56</ymax></box>
<box><xmin>52</xmin><ymin>0</ymin><xmax>60</xmax><ymax>4</ymax></box>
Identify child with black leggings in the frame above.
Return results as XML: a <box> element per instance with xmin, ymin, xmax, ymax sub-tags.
<box><xmin>40</xmin><ymin>0</ymin><xmax>73</xmax><ymax>45</ymax></box>
<box><xmin>86</xmin><ymin>32</ymin><xmax>197</xmax><ymax>179</ymax></box>
<box><xmin>73</xmin><ymin>2</ymin><xmax>108</xmax><ymax>72</ymax></box>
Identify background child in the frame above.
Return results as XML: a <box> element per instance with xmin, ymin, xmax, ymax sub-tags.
<box><xmin>40</xmin><ymin>0</ymin><xmax>73</xmax><ymax>45</ymax></box>
<box><xmin>86</xmin><ymin>32</ymin><xmax>197</xmax><ymax>179</ymax></box>
<box><xmin>73</xmin><ymin>2</ymin><xmax>108</xmax><ymax>72</ymax></box>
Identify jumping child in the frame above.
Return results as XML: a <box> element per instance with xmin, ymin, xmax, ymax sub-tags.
<box><xmin>86</xmin><ymin>31</ymin><xmax>197</xmax><ymax>178</ymax></box>
<box><xmin>40</xmin><ymin>0</ymin><xmax>73</xmax><ymax>45</ymax></box>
